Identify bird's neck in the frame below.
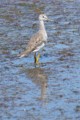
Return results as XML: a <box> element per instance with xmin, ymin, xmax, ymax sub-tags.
<box><xmin>39</xmin><ymin>20</ymin><xmax>46</xmax><ymax>31</ymax></box>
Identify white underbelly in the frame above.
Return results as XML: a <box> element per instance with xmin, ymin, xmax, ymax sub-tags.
<box><xmin>33</xmin><ymin>43</ymin><xmax>45</xmax><ymax>52</ymax></box>
<box><xmin>43</xmin><ymin>33</ymin><xmax>47</xmax><ymax>42</ymax></box>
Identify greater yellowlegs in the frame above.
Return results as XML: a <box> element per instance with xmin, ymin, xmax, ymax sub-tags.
<box><xmin>19</xmin><ymin>14</ymin><xmax>50</xmax><ymax>64</ymax></box>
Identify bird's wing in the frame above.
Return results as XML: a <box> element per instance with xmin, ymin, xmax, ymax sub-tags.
<box><xmin>19</xmin><ymin>32</ymin><xmax>44</xmax><ymax>58</ymax></box>
<box><xmin>27</xmin><ymin>31</ymin><xmax>44</xmax><ymax>51</ymax></box>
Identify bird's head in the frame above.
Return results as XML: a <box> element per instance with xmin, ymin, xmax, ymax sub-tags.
<box><xmin>39</xmin><ymin>14</ymin><xmax>50</xmax><ymax>21</ymax></box>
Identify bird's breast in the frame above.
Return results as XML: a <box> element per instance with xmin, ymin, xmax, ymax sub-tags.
<box><xmin>43</xmin><ymin>31</ymin><xmax>48</xmax><ymax>42</ymax></box>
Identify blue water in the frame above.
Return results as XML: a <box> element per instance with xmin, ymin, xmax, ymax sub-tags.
<box><xmin>0</xmin><ymin>0</ymin><xmax>80</xmax><ymax>120</ymax></box>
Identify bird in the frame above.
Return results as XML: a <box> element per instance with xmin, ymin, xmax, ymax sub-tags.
<box><xmin>19</xmin><ymin>14</ymin><xmax>50</xmax><ymax>64</ymax></box>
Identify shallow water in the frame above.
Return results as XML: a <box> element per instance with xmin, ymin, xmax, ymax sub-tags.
<box><xmin>0</xmin><ymin>0</ymin><xmax>80</xmax><ymax>120</ymax></box>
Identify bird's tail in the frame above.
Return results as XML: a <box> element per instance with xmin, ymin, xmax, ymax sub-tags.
<box><xmin>19</xmin><ymin>49</ymin><xmax>31</xmax><ymax>58</ymax></box>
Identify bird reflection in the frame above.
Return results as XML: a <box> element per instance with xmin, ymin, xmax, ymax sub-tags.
<box><xmin>22</xmin><ymin>67</ymin><xmax>48</xmax><ymax>103</ymax></box>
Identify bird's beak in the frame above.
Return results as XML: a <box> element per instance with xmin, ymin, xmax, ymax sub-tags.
<box><xmin>47</xmin><ymin>18</ymin><xmax>53</xmax><ymax>21</ymax></box>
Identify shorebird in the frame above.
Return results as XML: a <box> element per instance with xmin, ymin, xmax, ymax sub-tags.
<box><xmin>19</xmin><ymin>14</ymin><xmax>50</xmax><ymax>64</ymax></box>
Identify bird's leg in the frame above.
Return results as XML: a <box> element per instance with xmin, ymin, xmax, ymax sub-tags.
<box><xmin>34</xmin><ymin>52</ymin><xmax>36</xmax><ymax>64</ymax></box>
<box><xmin>34</xmin><ymin>53</ymin><xmax>40</xmax><ymax>64</ymax></box>
<box><xmin>36</xmin><ymin>53</ymin><xmax>40</xmax><ymax>64</ymax></box>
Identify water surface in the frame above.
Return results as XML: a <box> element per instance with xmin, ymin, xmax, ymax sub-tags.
<box><xmin>0</xmin><ymin>0</ymin><xmax>80</xmax><ymax>120</ymax></box>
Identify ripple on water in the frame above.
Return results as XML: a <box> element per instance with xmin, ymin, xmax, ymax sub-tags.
<box><xmin>0</xmin><ymin>0</ymin><xmax>80</xmax><ymax>120</ymax></box>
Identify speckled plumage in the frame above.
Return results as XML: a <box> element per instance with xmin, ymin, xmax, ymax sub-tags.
<box><xmin>19</xmin><ymin>14</ymin><xmax>48</xmax><ymax>58</ymax></box>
